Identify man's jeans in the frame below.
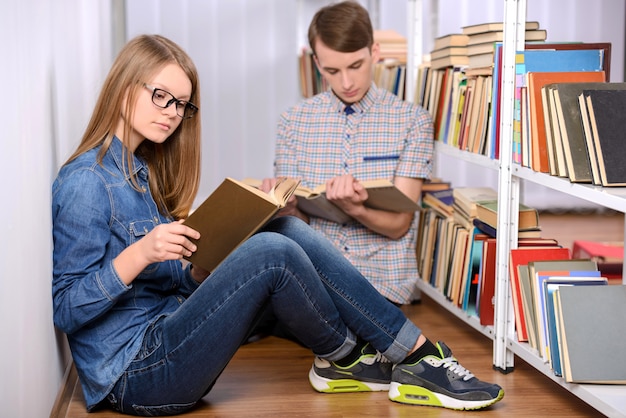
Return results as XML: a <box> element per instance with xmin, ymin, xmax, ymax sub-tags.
<box><xmin>107</xmin><ymin>216</ymin><xmax>421</xmax><ymax>415</ymax></box>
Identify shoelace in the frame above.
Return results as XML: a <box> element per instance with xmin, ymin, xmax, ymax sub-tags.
<box><xmin>441</xmin><ymin>357</ymin><xmax>475</xmax><ymax>381</ymax></box>
<box><xmin>373</xmin><ymin>351</ymin><xmax>391</xmax><ymax>363</ymax></box>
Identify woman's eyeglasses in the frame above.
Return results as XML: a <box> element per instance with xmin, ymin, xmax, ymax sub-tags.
<box><xmin>144</xmin><ymin>84</ymin><xmax>198</xmax><ymax>119</ymax></box>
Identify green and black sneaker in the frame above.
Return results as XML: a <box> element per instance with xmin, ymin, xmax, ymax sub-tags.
<box><xmin>309</xmin><ymin>343</ymin><xmax>392</xmax><ymax>393</ymax></box>
<box><xmin>389</xmin><ymin>341</ymin><xmax>504</xmax><ymax>410</ymax></box>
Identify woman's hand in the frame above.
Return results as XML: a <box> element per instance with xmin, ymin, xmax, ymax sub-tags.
<box><xmin>141</xmin><ymin>220</ymin><xmax>200</xmax><ymax>263</ymax></box>
<box><xmin>113</xmin><ymin>220</ymin><xmax>201</xmax><ymax>285</ymax></box>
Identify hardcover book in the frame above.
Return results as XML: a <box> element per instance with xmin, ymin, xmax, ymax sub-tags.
<box><xmin>183</xmin><ymin>177</ymin><xmax>300</xmax><ymax>272</ymax></box>
<box><xmin>461</xmin><ymin>21</ymin><xmax>540</xmax><ymax>36</ymax></box>
<box><xmin>475</xmin><ymin>200</ymin><xmax>539</xmax><ymax>231</ymax></box>
<box><xmin>556</xmin><ymin>285</ymin><xmax>626</xmax><ymax>383</ymax></box>
<box><xmin>452</xmin><ymin>187</ymin><xmax>498</xmax><ymax>219</ymax></box>
<box><xmin>549</xmin><ymin>82</ymin><xmax>626</xmax><ymax>182</ymax></box>
<box><xmin>544</xmin><ymin>277</ymin><xmax>607</xmax><ymax>376</ymax></box>
<box><xmin>433</xmin><ymin>33</ymin><xmax>469</xmax><ymax>51</ymax></box>
<box><xmin>422</xmin><ymin>188</ymin><xmax>455</xmax><ymax>218</ymax></box>
<box><xmin>582</xmin><ymin>89</ymin><xmax>626</xmax><ymax>186</ymax></box>
<box><xmin>572</xmin><ymin>240</ymin><xmax>624</xmax><ymax>279</ymax></box>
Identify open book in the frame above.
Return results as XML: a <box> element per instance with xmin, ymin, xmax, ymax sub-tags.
<box><xmin>243</xmin><ymin>178</ymin><xmax>420</xmax><ymax>224</ymax></box>
<box><xmin>183</xmin><ymin>177</ymin><xmax>300</xmax><ymax>272</ymax></box>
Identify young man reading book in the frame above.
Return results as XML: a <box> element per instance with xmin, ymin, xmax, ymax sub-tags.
<box><xmin>262</xmin><ymin>0</ymin><xmax>434</xmax><ymax>305</ymax></box>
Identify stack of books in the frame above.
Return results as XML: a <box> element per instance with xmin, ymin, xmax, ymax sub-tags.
<box><xmin>373</xmin><ymin>30</ymin><xmax>408</xmax><ymax>99</ymax></box>
<box><xmin>429</xmin><ymin>33</ymin><xmax>469</xmax><ymax>70</ymax></box>
<box><xmin>374</xmin><ymin>29</ymin><xmax>407</xmax><ymax>63</ymax></box>
<box><xmin>463</xmin><ymin>21</ymin><xmax>547</xmax><ymax>70</ymax></box>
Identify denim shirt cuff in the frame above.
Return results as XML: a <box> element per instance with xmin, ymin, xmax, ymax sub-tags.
<box><xmin>101</xmin><ymin>261</ymin><xmax>132</xmax><ymax>300</ymax></box>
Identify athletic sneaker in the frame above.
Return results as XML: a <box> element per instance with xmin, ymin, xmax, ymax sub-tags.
<box><xmin>389</xmin><ymin>341</ymin><xmax>504</xmax><ymax>410</ymax></box>
<box><xmin>309</xmin><ymin>343</ymin><xmax>392</xmax><ymax>393</ymax></box>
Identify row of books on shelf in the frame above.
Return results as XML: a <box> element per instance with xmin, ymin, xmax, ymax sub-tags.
<box><xmin>417</xmin><ymin>20</ymin><xmax>626</xmax><ymax>186</ymax></box>
<box><xmin>417</xmin><ymin>185</ymin><xmax>542</xmax><ymax>323</ymax></box>
<box><xmin>418</xmin><ymin>181</ymin><xmax>625</xmax><ymax>384</ymax></box>
<box><xmin>509</xmin><ymin>248</ymin><xmax>626</xmax><ymax>384</ymax></box>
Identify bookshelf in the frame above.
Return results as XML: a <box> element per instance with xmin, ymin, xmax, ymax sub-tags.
<box><xmin>409</xmin><ymin>0</ymin><xmax>626</xmax><ymax>416</ymax></box>
<box><xmin>298</xmin><ymin>1</ymin><xmax>624</xmax><ymax>414</ymax></box>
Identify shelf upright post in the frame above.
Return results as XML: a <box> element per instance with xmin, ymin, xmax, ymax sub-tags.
<box><xmin>405</xmin><ymin>0</ymin><xmax>423</xmax><ymax>103</ymax></box>
<box><xmin>492</xmin><ymin>0</ymin><xmax>526</xmax><ymax>373</ymax></box>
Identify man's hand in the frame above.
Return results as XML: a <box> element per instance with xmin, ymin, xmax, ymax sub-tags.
<box><xmin>324</xmin><ymin>174</ymin><xmax>368</xmax><ymax>217</ymax></box>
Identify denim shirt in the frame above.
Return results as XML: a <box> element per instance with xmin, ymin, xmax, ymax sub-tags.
<box><xmin>52</xmin><ymin>137</ymin><xmax>200</xmax><ymax>410</ymax></box>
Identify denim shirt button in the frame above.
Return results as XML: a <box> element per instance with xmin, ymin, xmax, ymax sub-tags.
<box><xmin>141</xmin><ymin>186</ymin><xmax>147</xmax><ymax>193</ymax></box>
<box><xmin>153</xmin><ymin>216</ymin><xmax>159</xmax><ymax>223</ymax></box>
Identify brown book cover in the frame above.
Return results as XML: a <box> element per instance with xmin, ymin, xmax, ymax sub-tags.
<box><xmin>183</xmin><ymin>177</ymin><xmax>299</xmax><ymax>272</ymax></box>
<box><xmin>526</xmin><ymin>71</ymin><xmax>606</xmax><ymax>179</ymax></box>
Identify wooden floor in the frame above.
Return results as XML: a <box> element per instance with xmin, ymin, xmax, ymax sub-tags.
<box><xmin>57</xmin><ymin>212</ymin><xmax>623</xmax><ymax>418</ymax></box>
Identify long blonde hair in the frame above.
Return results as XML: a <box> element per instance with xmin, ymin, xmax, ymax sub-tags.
<box><xmin>66</xmin><ymin>34</ymin><xmax>201</xmax><ymax>220</ymax></box>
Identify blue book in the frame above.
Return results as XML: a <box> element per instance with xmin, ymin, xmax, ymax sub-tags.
<box><xmin>516</xmin><ymin>48</ymin><xmax>604</xmax><ymax>74</ymax></box>
<box><xmin>535</xmin><ymin>269</ymin><xmax>601</xmax><ymax>362</ymax></box>
<box><xmin>462</xmin><ymin>227</ymin><xmax>487</xmax><ymax>314</ymax></box>
<box><xmin>544</xmin><ymin>277</ymin><xmax>607</xmax><ymax>376</ymax></box>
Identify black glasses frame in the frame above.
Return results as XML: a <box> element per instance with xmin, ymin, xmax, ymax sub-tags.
<box><xmin>143</xmin><ymin>83</ymin><xmax>198</xmax><ymax>119</ymax></box>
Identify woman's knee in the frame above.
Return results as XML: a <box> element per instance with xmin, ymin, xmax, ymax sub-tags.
<box><xmin>246</xmin><ymin>230</ymin><xmax>305</xmax><ymax>261</ymax></box>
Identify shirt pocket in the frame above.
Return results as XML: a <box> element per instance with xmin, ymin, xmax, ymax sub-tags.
<box><xmin>130</xmin><ymin>220</ymin><xmax>159</xmax><ymax>275</ymax></box>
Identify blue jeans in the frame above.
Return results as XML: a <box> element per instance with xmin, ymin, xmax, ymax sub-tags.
<box><xmin>106</xmin><ymin>216</ymin><xmax>421</xmax><ymax>415</ymax></box>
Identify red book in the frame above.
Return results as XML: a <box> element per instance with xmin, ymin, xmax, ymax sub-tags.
<box><xmin>509</xmin><ymin>247</ymin><xmax>570</xmax><ymax>341</ymax></box>
<box><xmin>478</xmin><ymin>238</ymin><xmax>497</xmax><ymax>326</ymax></box>
<box><xmin>478</xmin><ymin>237</ymin><xmax>560</xmax><ymax>327</ymax></box>
<box><xmin>572</xmin><ymin>240</ymin><xmax>624</xmax><ymax>279</ymax></box>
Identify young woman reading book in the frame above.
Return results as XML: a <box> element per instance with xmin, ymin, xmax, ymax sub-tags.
<box><xmin>51</xmin><ymin>34</ymin><xmax>503</xmax><ymax>416</ymax></box>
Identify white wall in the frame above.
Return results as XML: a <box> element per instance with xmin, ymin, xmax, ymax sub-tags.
<box><xmin>126</xmin><ymin>0</ymin><xmax>303</xmax><ymax>206</ymax></box>
<box><xmin>1</xmin><ymin>1</ymin><xmax>623</xmax><ymax>416</ymax></box>
<box><xmin>0</xmin><ymin>1</ymin><xmax>114</xmax><ymax>416</ymax></box>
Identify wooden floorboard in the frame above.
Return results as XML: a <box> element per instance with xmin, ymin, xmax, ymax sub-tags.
<box><xmin>60</xmin><ymin>212</ymin><xmax>623</xmax><ymax>417</ymax></box>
